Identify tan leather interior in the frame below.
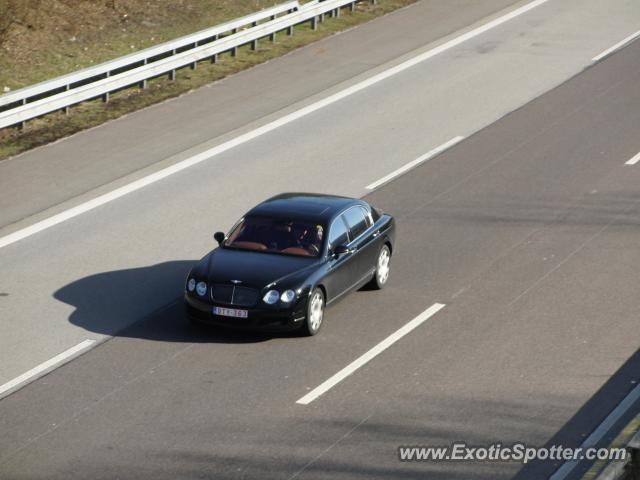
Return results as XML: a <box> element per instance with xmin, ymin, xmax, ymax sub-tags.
<box><xmin>230</xmin><ymin>241</ymin><xmax>267</xmax><ymax>251</ymax></box>
<box><xmin>280</xmin><ymin>247</ymin><xmax>312</xmax><ymax>256</ymax></box>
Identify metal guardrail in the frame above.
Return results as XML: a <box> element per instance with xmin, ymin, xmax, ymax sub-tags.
<box><xmin>0</xmin><ymin>0</ymin><xmax>373</xmax><ymax>130</ymax></box>
<box><xmin>595</xmin><ymin>429</ymin><xmax>640</xmax><ymax>480</ymax></box>
<box><xmin>0</xmin><ymin>1</ymin><xmax>298</xmax><ymax>109</ymax></box>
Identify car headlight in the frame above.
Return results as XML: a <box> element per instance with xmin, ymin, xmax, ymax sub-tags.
<box><xmin>196</xmin><ymin>281</ymin><xmax>207</xmax><ymax>296</ymax></box>
<box><xmin>280</xmin><ymin>289</ymin><xmax>296</xmax><ymax>303</ymax></box>
<box><xmin>263</xmin><ymin>289</ymin><xmax>280</xmax><ymax>304</ymax></box>
<box><xmin>187</xmin><ymin>278</ymin><xmax>196</xmax><ymax>292</ymax></box>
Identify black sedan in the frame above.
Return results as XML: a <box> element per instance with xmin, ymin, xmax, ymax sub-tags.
<box><xmin>184</xmin><ymin>193</ymin><xmax>395</xmax><ymax>335</ymax></box>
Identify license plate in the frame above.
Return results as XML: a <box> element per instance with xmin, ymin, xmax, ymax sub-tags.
<box><xmin>213</xmin><ymin>306</ymin><xmax>248</xmax><ymax>318</ymax></box>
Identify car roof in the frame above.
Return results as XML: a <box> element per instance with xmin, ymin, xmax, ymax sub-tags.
<box><xmin>246</xmin><ymin>193</ymin><xmax>363</xmax><ymax>223</ymax></box>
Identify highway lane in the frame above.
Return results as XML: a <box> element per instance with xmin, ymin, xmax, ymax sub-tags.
<box><xmin>1</xmin><ymin>0</ymin><xmax>639</xmax><ymax>392</ymax></box>
<box><xmin>0</xmin><ymin>0</ymin><xmax>522</xmax><ymax>230</ymax></box>
<box><xmin>1</xmin><ymin>21</ymin><xmax>640</xmax><ymax>480</ymax></box>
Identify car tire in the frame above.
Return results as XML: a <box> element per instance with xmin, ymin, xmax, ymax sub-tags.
<box><xmin>302</xmin><ymin>287</ymin><xmax>325</xmax><ymax>336</ymax></box>
<box><xmin>371</xmin><ymin>244</ymin><xmax>391</xmax><ymax>290</ymax></box>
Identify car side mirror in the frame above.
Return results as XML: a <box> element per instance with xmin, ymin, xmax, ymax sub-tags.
<box><xmin>213</xmin><ymin>231</ymin><xmax>225</xmax><ymax>245</ymax></box>
<box><xmin>333</xmin><ymin>244</ymin><xmax>352</xmax><ymax>256</ymax></box>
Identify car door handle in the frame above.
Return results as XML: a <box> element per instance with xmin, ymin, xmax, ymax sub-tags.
<box><xmin>373</xmin><ymin>231</ymin><xmax>381</xmax><ymax>237</ymax></box>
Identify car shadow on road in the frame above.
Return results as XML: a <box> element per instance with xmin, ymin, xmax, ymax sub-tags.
<box><xmin>53</xmin><ymin>260</ymin><xmax>296</xmax><ymax>344</ymax></box>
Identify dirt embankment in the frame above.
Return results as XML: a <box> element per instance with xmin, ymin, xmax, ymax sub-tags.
<box><xmin>0</xmin><ymin>0</ymin><xmax>273</xmax><ymax>91</ymax></box>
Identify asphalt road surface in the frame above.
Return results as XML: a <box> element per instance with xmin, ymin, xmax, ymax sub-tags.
<box><xmin>1</xmin><ymin>0</ymin><xmax>640</xmax><ymax>479</ymax></box>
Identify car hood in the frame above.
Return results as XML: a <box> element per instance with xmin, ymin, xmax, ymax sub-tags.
<box><xmin>200</xmin><ymin>247</ymin><xmax>319</xmax><ymax>288</ymax></box>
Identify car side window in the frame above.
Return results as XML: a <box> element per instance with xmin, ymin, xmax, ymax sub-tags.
<box><xmin>328</xmin><ymin>217</ymin><xmax>349</xmax><ymax>250</ymax></box>
<box><xmin>359</xmin><ymin>206</ymin><xmax>373</xmax><ymax>228</ymax></box>
<box><xmin>343</xmin><ymin>207</ymin><xmax>368</xmax><ymax>241</ymax></box>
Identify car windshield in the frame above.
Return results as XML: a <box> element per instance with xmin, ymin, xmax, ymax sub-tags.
<box><xmin>224</xmin><ymin>216</ymin><xmax>325</xmax><ymax>257</ymax></box>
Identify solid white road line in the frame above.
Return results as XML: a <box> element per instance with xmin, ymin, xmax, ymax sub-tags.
<box><xmin>549</xmin><ymin>383</ymin><xmax>640</xmax><ymax>480</ymax></box>
<box><xmin>0</xmin><ymin>339</ymin><xmax>96</xmax><ymax>398</ymax></box>
<box><xmin>625</xmin><ymin>151</ymin><xmax>640</xmax><ymax>165</ymax></box>
<box><xmin>0</xmin><ymin>0</ymin><xmax>553</xmax><ymax>250</ymax></box>
<box><xmin>365</xmin><ymin>136</ymin><xmax>464</xmax><ymax>190</ymax></box>
<box><xmin>592</xmin><ymin>29</ymin><xmax>640</xmax><ymax>62</ymax></box>
<box><xmin>296</xmin><ymin>303</ymin><xmax>445</xmax><ymax>405</ymax></box>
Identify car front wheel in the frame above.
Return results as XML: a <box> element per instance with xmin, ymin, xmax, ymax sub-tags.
<box><xmin>303</xmin><ymin>288</ymin><xmax>325</xmax><ymax>336</ymax></box>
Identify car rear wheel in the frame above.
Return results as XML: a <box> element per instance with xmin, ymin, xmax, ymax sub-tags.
<box><xmin>371</xmin><ymin>245</ymin><xmax>391</xmax><ymax>290</ymax></box>
<box><xmin>302</xmin><ymin>288</ymin><xmax>325</xmax><ymax>336</ymax></box>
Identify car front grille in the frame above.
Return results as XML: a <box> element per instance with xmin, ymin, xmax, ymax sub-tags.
<box><xmin>211</xmin><ymin>284</ymin><xmax>259</xmax><ymax>307</ymax></box>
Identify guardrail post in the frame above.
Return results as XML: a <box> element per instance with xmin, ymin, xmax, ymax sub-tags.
<box><xmin>311</xmin><ymin>15</ymin><xmax>318</xmax><ymax>30</ymax></box>
<box><xmin>167</xmin><ymin>49</ymin><xmax>177</xmax><ymax>78</ymax></box>
<box><xmin>371</xmin><ymin>0</ymin><xmax>377</xmax><ymax>4</ymax></box>
<box><xmin>350</xmin><ymin>2</ymin><xmax>356</xmax><ymax>12</ymax></box>
<box><xmin>63</xmin><ymin>85</ymin><xmax>70</xmax><ymax>114</ymax></box>
<box><xmin>270</xmin><ymin>15</ymin><xmax>277</xmax><ymax>42</ymax></box>
<box><xmin>231</xmin><ymin>28</ymin><xmax>238</xmax><ymax>56</ymax></box>
<box><xmin>191</xmin><ymin>43</ymin><xmax>198</xmax><ymax>69</ymax></box>
<box><xmin>320</xmin><ymin>12</ymin><xmax>325</xmax><ymax>23</ymax></box>
<box><xmin>336</xmin><ymin>7</ymin><xmax>341</xmax><ymax>18</ymax></box>
<box><xmin>140</xmin><ymin>59</ymin><xmax>149</xmax><ymax>87</ymax></box>
<box><xmin>103</xmin><ymin>72</ymin><xmax>110</xmax><ymax>102</ymax></box>
<box><xmin>286</xmin><ymin>9</ymin><xmax>294</xmax><ymax>35</ymax></box>
<box><xmin>209</xmin><ymin>39</ymin><xmax>218</xmax><ymax>63</ymax></box>
<box><xmin>18</xmin><ymin>99</ymin><xmax>26</xmax><ymax>129</ymax></box>
<box><xmin>251</xmin><ymin>22</ymin><xmax>258</xmax><ymax>50</ymax></box>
